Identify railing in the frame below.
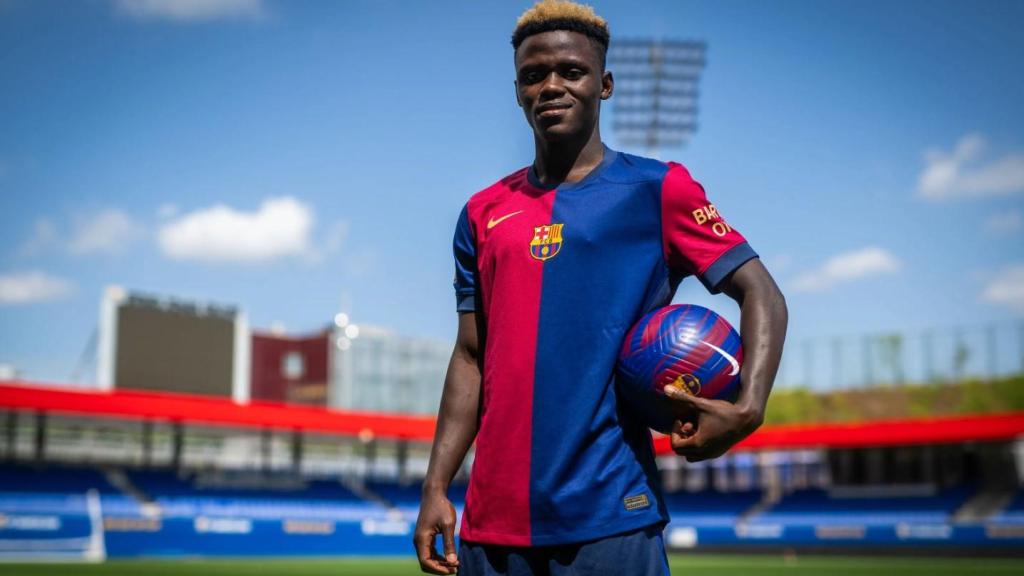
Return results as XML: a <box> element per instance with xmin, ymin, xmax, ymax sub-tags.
<box><xmin>775</xmin><ymin>323</ymin><xmax>1024</xmax><ymax>390</ymax></box>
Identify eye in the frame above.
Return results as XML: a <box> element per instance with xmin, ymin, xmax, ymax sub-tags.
<box><xmin>520</xmin><ymin>68</ymin><xmax>546</xmax><ymax>84</ymax></box>
<box><xmin>563</xmin><ymin>68</ymin><xmax>584</xmax><ymax>80</ymax></box>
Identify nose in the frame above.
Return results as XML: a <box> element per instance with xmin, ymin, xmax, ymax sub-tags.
<box><xmin>539</xmin><ymin>71</ymin><xmax>566</xmax><ymax>99</ymax></box>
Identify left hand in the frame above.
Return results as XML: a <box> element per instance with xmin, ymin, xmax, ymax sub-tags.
<box><xmin>662</xmin><ymin>386</ymin><xmax>764</xmax><ymax>462</ymax></box>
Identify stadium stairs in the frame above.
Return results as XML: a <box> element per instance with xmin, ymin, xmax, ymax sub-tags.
<box><xmin>954</xmin><ymin>488</ymin><xmax>1018</xmax><ymax>524</ymax></box>
<box><xmin>101</xmin><ymin>468</ymin><xmax>158</xmax><ymax>510</ymax></box>
<box><xmin>988</xmin><ymin>489</ymin><xmax>1024</xmax><ymax>524</ymax></box>
<box><xmin>363</xmin><ymin>480</ymin><xmax>467</xmax><ymax>511</ymax></box>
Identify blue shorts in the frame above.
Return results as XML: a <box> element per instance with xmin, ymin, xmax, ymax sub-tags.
<box><xmin>458</xmin><ymin>525</ymin><xmax>670</xmax><ymax>576</ymax></box>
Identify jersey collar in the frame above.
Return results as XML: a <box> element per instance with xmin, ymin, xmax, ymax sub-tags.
<box><xmin>526</xmin><ymin>145</ymin><xmax>619</xmax><ymax>192</ymax></box>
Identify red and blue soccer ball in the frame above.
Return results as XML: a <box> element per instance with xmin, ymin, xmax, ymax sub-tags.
<box><xmin>617</xmin><ymin>304</ymin><xmax>743</xmax><ymax>433</ymax></box>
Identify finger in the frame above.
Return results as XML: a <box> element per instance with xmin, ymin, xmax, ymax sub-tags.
<box><xmin>672</xmin><ymin>419</ymin><xmax>696</xmax><ymax>437</ymax></box>
<box><xmin>671</xmin><ymin>426</ymin><xmax>704</xmax><ymax>456</ymax></box>
<box><xmin>661</xmin><ymin>386</ymin><xmax>711</xmax><ymax>410</ymax></box>
<box><xmin>442</xmin><ymin>524</ymin><xmax>459</xmax><ymax>567</ymax></box>
<box><xmin>415</xmin><ymin>531</ymin><xmax>451</xmax><ymax>574</ymax></box>
<box><xmin>671</xmin><ymin>435</ymin><xmax>697</xmax><ymax>453</ymax></box>
<box><xmin>685</xmin><ymin>442</ymin><xmax>728</xmax><ymax>463</ymax></box>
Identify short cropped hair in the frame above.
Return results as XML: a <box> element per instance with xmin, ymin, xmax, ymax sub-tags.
<box><xmin>512</xmin><ymin>0</ymin><xmax>610</xmax><ymax>61</ymax></box>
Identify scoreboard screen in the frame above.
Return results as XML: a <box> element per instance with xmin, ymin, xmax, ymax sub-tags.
<box><xmin>98</xmin><ymin>288</ymin><xmax>249</xmax><ymax>400</ymax></box>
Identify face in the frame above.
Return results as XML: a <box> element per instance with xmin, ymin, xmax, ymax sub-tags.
<box><xmin>514</xmin><ymin>30</ymin><xmax>613</xmax><ymax>142</ymax></box>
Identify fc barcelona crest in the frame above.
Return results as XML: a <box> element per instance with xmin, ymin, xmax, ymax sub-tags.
<box><xmin>670</xmin><ymin>373</ymin><xmax>701</xmax><ymax>396</ymax></box>
<box><xmin>530</xmin><ymin>223</ymin><xmax>564</xmax><ymax>261</ymax></box>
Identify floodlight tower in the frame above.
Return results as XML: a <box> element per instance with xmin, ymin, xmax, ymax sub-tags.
<box><xmin>609</xmin><ymin>39</ymin><xmax>707</xmax><ymax>157</ymax></box>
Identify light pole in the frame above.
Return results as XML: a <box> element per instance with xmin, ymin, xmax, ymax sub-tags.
<box><xmin>609</xmin><ymin>39</ymin><xmax>707</xmax><ymax>157</ymax></box>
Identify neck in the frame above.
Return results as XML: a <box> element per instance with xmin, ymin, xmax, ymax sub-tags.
<box><xmin>532</xmin><ymin>125</ymin><xmax>605</xmax><ymax>187</ymax></box>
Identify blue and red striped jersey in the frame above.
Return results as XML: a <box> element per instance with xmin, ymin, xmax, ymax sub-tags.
<box><xmin>452</xmin><ymin>147</ymin><xmax>757</xmax><ymax>546</ymax></box>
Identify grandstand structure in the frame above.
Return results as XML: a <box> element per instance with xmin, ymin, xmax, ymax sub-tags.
<box><xmin>0</xmin><ymin>379</ymin><xmax>1022</xmax><ymax>559</ymax></box>
<box><xmin>92</xmin><ymin>287</ymin><xmax>452</xmax><ymax>416</ymax></box>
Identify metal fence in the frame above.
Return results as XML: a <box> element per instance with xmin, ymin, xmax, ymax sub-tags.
<box><xmin>775</xmin><ymin>322</ymin><xmax>1024</xmax><ymax>391</ymax></box>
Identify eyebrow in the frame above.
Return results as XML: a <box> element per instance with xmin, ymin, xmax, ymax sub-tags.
<box><xmin>517</xmin><ymin>55</ymin><xmax>591</xmax><ymax>72</ymax></box>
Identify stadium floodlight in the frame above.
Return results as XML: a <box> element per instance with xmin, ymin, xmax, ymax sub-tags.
<box><xmin>609</xmin><ymin>38</ymin><xmax>707</xmax><ymax>157</ymax></box>
<box><xmin>344</xmin><ymin>324</ymin><xmax>360</xmax><ymax>339</ymax></box>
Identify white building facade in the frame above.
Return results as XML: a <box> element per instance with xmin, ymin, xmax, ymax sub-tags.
<box><xmin>329</xmin><ymin>319</ymin><xmax>450</xmax><ymax>415</ymax></box>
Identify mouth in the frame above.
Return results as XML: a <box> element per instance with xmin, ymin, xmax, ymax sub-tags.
<box><xmin>536</xmin><ymin>102</ymin><xmax>571</xmax><ymax>119</ymax></box>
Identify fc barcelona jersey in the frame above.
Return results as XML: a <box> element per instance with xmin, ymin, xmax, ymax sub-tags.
<box><xmin>452</xmin><ymin>147</ymin><xmax>757</xmax><ymax>546</ymax></box>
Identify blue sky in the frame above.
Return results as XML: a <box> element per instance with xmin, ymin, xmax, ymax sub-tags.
<box><xmin>1</xmin><ymin>0</ymin><xmax>1022</xmax><ymax>383</ymax></box>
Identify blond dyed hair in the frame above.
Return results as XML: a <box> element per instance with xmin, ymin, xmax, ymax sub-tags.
<box><xmin>511</xmin><ymin>0</ymin><xmax>610</xmax><ymax>52</ymax></box>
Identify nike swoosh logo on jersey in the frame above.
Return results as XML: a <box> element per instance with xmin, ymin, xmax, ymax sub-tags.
<box><xmin>487</xmin><ymin>210</ymin><xmax>524</xmax><ymax>229</ymax></box>
<box><xmin>700</xmin><ymin>340</ymin><xmax>740</xmax><ymax>376</ymax></box>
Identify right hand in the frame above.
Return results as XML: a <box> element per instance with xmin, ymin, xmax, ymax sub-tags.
<box><xmin>414</xmin><ymin>489</ymin><xmax>460</xmax><ymax>574</ymax></box>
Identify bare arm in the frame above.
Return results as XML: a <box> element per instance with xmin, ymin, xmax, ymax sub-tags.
<box><xmin>664</xmin><ymin>257</ymin><xmax>788</xmax><ymax>460</ymax></box>
<box><xmin>414</xmin><ymin>311</ymin><xmax>483</xmax><ymax>574</ymax></box>
<box><xmin>721</xmin><ymin>257</ymin><xmax>788</xmax><ymax>422</ymax></box>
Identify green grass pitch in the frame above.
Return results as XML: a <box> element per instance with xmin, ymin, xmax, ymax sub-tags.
<box><xmin>1</xmin><ymin>555</ymin><xmax>1022</xmax><ymax>576</ymax></box>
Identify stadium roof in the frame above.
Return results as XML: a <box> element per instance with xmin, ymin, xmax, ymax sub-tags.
<box><xmin>1</xmin><ymin>381</ymin><xmax>1022</xmax><ymax>451</ymax></box>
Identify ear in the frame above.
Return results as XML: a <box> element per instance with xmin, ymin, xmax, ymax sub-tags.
<box><xmin>514</xmin><ymin>80</ymin><xmax>523</xmax><ymax>108</ymax></box>
<box><xmin>601</xmin><ymin>70</ymin><xmax>614</xmax><ymax>100</ymax></box>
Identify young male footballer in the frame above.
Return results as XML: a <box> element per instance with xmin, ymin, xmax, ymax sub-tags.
<box><xmin>414</xmin><ymin>1</ymin><xmax>788</xmax><ymax>574</ymax></box>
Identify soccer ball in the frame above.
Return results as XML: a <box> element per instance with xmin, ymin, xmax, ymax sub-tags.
<box><xmin>616</xmin><ymin>304</ymin><xmax>743</xmax><ymax>433</ymax></box>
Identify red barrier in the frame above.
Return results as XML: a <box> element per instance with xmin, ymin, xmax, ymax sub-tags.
<box><xmin>2</xmin><ymin>381</ymin><xmax>1022</xmax><ymax>450</ymax></box>
<box><xmin>0</xmin><ymin>381</ymin><xmax>435</xmax><ymax>440</ymax></box>
<box><xmin>652</xmin><ymin>411</ymin><xmax>1024</xmax><ymax>454</ymax></box>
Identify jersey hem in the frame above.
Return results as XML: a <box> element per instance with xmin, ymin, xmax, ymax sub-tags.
<box><xmin>456</xmin><ymin>292</ymin><xmax>476</xmax><ymax>312</ymax></box>
<box><xmin>698</xmin><ymin>242</ymin><xmax>758</xmax><ymax>293</ymax></box>
<box><xmin>460</xmin><ymin>509</ymin><xmax>668</xmax><ymax>548</ymax></box>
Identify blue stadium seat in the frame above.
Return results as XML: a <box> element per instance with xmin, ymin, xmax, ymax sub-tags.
<box><xmin>751</xmin><ymin>486</ymin><xmax>975</xmax><ymax>526</ymax></box>
<box><xmin>0</xmin><ymin>463</ymin><xmax>119</xmax><ymax>495</ymax></box>
<box><xmin>661</xmin><ymin>489</ymin><xmax>761</xmax><ymax>526</ymax></box>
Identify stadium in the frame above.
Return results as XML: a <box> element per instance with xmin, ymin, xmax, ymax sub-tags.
<box><xmin>2</xmin><ymin>385</ymin><xmax>1024</xmax><ymax>574</ymax></box>
<box><xmin>0</xmin><ymin>289</ymin><xmax>1022</xmax><ymax>573</ymax></box>
<box><xmin>2</xmin><ymin>1</ymin><xmax>1023</xmax><ymax>575</ymax></box>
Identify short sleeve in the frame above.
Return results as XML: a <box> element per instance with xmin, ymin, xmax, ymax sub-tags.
<box><xmin>661</xmin><ymin>163</ymin><xmax>758</xmax><ymax>293</ymax></box>
<box><xmin>453</xmin><ymin>204</ymin><xmax>478</xmax><ymax>312</ymax></box>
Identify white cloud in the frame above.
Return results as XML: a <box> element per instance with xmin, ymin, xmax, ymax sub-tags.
<box><xmin>984</xmin><ymin>210</ymin><xmax>1022</xmax><ymax>235</ymax></box>
<box><xmin>313</xmin><ymin>220</ymin><xmax>349</xmax><ymax>263</ymax></box>
<box><xmin>917</xmin><ymin>133</ymin><xmax>1024</xmax><ymax>200</ymax></box>
<box><xmin>157</xmin><ymin>203</ymin><xmax>179</xmax><ymax>219</ymax></box>
<box><xmin>158</xmin><ymin>197</ymin><xmax>314</xmax><ymax>263</ymax></box>
<box><xmin>68</xmin><ymin>209</ymin><xmax>144</xmax><ymax>255</ymax></box>
<box><xmin>763</xmin><ymin>254</ymin><xmax>792</xmax><ymax>275</ymax></box>
<box><xmin>0</xmin><ymin>271</ymin><xmax>74</xmax><ymax>305</ymax></box>
<box><xmin>982</xmin><ymin>264</ymin><xmax>1024</xmax><ymax>314</ymax></box>
<box><xmin>17</xmin><ymin>219</ymin><xmax>59</xmax><ymax>258</ymax></box>
<box><xmin>114</xmin><ymin>0</ymin><xmax>263</xmax><ymax>22</ymax></box>
<box><xmin>792</xmin><ymin>247</ymin><xmax>902</xmax><ymax>292</ymax></box>
<box><xmin>14</xmin><ymin>211</ymin><xmax>141</xmax><ymax>258</ymax></box>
